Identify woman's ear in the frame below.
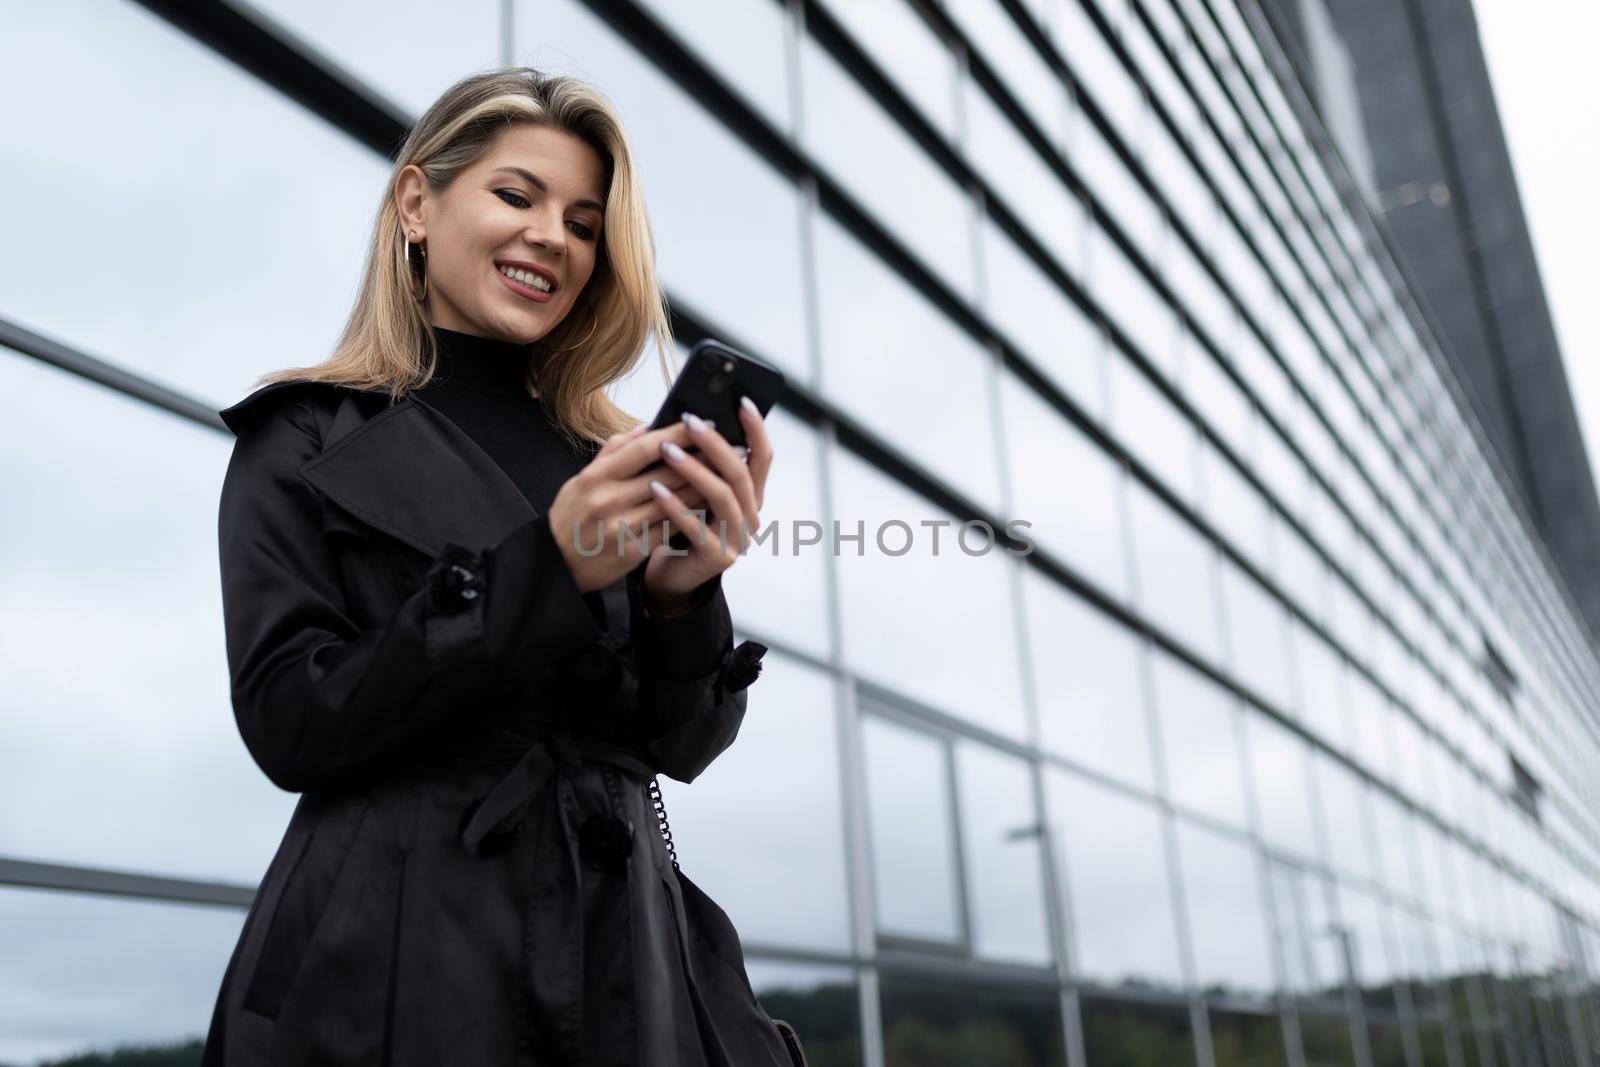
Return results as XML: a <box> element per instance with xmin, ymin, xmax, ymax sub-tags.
<box><xmin>394</xmin><ymin>163</ymin><xmax>428</xmax><ymax>241</ymax></box>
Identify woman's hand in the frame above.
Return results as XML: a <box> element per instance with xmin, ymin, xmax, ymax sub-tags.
<box><xmin>546</xmin><ymin>420</ymin><xmax>712</xmax><ymax>594</ymax></box>
<box><xmin>641</xmin><ymin>397</ymin><xmax>772</xmax><ymax>614</ymax></box>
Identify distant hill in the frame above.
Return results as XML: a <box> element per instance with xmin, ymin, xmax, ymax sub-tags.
<box><xmin>1</xmin><ymin>1038</ymin><xmax>204</xmax><ymax>1067</ymax></box>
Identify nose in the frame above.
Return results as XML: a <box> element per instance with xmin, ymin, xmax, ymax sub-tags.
<box><xmin>522</xmin><ymin>205</ymin><xmax>566</xmax><ymax>257</ymax></box>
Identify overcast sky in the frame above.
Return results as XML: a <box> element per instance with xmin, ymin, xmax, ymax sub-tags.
<box><xmin>1472</xmin><ymin>0</ymin><xmax>1600</xmax><ymax>493</ymax></box>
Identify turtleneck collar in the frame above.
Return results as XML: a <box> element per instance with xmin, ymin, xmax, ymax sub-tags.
<box><xmin>425</xmin><ymin>324</ymin><xmax>540</xmax><ymax>399</ymax></box>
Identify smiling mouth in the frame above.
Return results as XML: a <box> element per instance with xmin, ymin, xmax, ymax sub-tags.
<box><xmin>496</xmin><ymin>263</ymin><xmax>555</xmax><ymax>293</ymax></box>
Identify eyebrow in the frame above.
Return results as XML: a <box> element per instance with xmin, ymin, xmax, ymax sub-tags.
<box><xmin>489</xmin><ymin>166</ymin><xmax>605</xmax><ymax>214</ymax></box>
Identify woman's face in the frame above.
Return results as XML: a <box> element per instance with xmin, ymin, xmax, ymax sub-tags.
<box><xmin>396</xmin><ymin>123</ymin><xmax>608</xmax><ymax>344</ymax></box>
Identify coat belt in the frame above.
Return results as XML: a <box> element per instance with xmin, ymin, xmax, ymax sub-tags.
<box><xmin>458</xmin><ymin>729</ymin><xmax>653</xmax><ymax>1065</ymax></box>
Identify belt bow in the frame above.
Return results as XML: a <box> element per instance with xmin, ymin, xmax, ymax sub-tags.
<box><xmin>459</xmin><ymin>730</ymin><xmax>639</xmax><ymax>1065</ymax></box>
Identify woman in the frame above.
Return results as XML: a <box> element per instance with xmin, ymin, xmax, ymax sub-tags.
<box><xmin>202</xmin><ymin>67</ymin><xmax>807</xmax><ymax>1067</ymax></box>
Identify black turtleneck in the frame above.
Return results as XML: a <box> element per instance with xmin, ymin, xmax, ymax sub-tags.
<box><xmin>411</xmin><ymin>322</ymin><xmax>724</xmax><ymax>659</ymax></box>
<box><xmin>412</xmin><ymin>325</ymin><xmax>594</xmax><ymax>519</ymax></box>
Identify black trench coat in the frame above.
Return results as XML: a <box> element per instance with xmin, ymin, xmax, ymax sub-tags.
<box><xmin>200</xmin><ymin>379</ymin><xmax>807</xmax><ymax>1067</ymax></box>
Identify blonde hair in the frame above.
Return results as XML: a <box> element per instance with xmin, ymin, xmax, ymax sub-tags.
<box><xmin>254</xmin><ymin>66</ymin><xmax>676</xmax><ymax>450</ymax></box>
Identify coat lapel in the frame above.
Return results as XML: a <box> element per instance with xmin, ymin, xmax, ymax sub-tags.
<box><xmin>220</xmin><ymin>379</ymin><xmax>631</xmax><ymax>636</ymax></box>
<box><xmin>297</xmin><ymin>391</ymin><xmax>539</xmax><ymax>559</ymax></box>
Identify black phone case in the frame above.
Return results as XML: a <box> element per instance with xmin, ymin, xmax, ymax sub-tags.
<box><xmin>646</xmin><ymin>338</ymin><xmax>784</xmax><ymax>551</ymax></box>
<box><xmin>649</xmin><ymin>338</ymin><xmax>785</xmax><ymax>448</ymax></box>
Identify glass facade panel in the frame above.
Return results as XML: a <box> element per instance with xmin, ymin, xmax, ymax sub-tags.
<box><xmin>1047</xmin><ymin>768</ymin><xmax>1185</xmax><ymax>990</ymax></box>
<box><xmin>1246</xmin><ymin>712</ymin><xmax>1321</xmax><ymax>863</ymax></box>
<box><xmin>0</xmin><ymin>357</ymin><xmax>294</xmax><ymax>883</ymax></box>
<box><xmin>816</xmin><ymin>0</ymin><xmax>958</xmax><ymax>141</ymax></box>
<box><xmin>1023</xmin><ymin>571</ymin><xmax>1154</xmax><ymax>788</ymax></box>
<box><xmin>0</xmin><ymin>0</ymin><xmax>389</xmax><ymax>405</ymax></box>
<box><xmin>0</xmin><ymin>886</ymin><xmax>243</xmax><ymax>1064</ymax></box>
<box><xmin>832</xmin><ymin>449</ymin><xmax>1028</xmax><ymax>737</ymax></box>
<box><xmin>1002</xmin><ymin>375</ymin><xmax>1129</xmax><ymax>603</ymax></box>
<box><xmin>1109</xmin><ymin>353</ymin><xmax>1200</xmax><ymax>509</ymax></box>
<box><xmin>252</xmin><ymin>0</ymin><xmax>498</xmax><ymax>117</ymax></box>
<box><xmin>878</xmin><ymin>973</ymin><xmax>1065</xmax><ymax>1066</ymax></box>
<box><xmin>1079</xmin><ymin>993</ymin><xmax>1195</xmax><ymax>1066</ymax></box>
<box><xmin>956</xmin><ymin>742</ymin><xmax>1053</xmax><ymax>965</ymax></box>
<box><xmin>862</xmin><ymin>715</ymin><xmax>962</xmax><ymax>944</ymax></box>
<box><xmin>745</xmin><ymin>961</ymin><xmax>863</xmax><ymax>1067</ymax></box>
<box><xmin>801</xmin><ymin>36</ymin><xmax>977</xmax><ymax>301</ymax></box>
<box><xmin>980</xmin><ymin>218</ymin><xmax>1102</xmax><ymax>418</ymax></box>
<box><xmin>814</xmin><ymin>211</ymin><xmax>1004</xmax><ymax>515</ymax></box>
<box><xmin>1209</xmin><ymin>1008</ymin><xmax>1289</xmax><ymax>1066</ymax></box>
<box><xmin>1149</xmin><ymin>650</ymin><xmax>1250</xmax><ymax>828</ymax></box>
<box><xmin>1176</xmin><ymin>818</ymin><xmax>1275</xmax><ymax>997</ymax></box>
<box><xmin>658</xmin><ymin>653</ymin><xmax>850</xmax><ymax>951</ymax></box>
<box><xmin>1128</xmin><ymin>480</ymin><xmax>1224</xmax><ymax>665</ymax></box>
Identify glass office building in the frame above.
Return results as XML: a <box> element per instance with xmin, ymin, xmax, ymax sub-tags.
<box><xmin>3</xmin><ymin>1</ymin><xmax>1598</xmax><ymax>1065</ymax></box>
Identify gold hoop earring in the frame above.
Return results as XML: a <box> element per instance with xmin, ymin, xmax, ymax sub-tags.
<box><xmin>549</xmin><ymin>314</ymin><xmax>598</xmax><ymax>352</ymax></box>
<box><xmin>400</xmin><ymin>226</ymin><xmax>429</xmax><ymax>303</ymax></box>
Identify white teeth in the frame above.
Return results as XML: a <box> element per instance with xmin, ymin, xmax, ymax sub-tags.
<box><xmin>498</xmin><ymin>265</ymin><xmax>552</xmax><ymax>292</ymax></box>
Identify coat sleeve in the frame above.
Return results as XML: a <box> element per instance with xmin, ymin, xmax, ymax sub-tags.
<box><xmin>624</xmin><ymin>564</ymin><xmax>766</xmax><ymax>784</ymax></box>
<box><xmin>217</xmin><ymin>394</ymin><xmax>609</xmax><ymax>794</ymax></box>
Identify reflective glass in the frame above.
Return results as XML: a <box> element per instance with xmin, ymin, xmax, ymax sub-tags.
<box><xmin>1047</xmin><ymin>768</ymin><xmax>1185</xmax><ymax>990</ymax></box>
<box><xmin>966</xmin><ymin>81</ymin><xmax>1089</xmax><ymax>282</ymax></box>
<box><xmin>831</xmin><ymin>450</ymin><xmax>1028</xmax><ymax>737</ymax></box>
<box><xmin>1023</xmin><ymin>569</ymin><xmax>1153</xmax><ymax>788</ymax></box>
<box><xmin>1079</xmin><ymin>993</ymin><xmax>1195</xmax><ymax>1066</ymax></box>
<box><xmin>1317</xmin><ymin>757</ymin><xmax>1375</xmax><ymax>885</ymax></box>
<box><xmin>0</xmin><ymin>0</ymin><xmax>389</xmax><ymax>406</ymax></box>
<box><xmin>1219</xmin><ymin>558</ymin><xmax>1295</xmax><ymax>714</ymax></box>
<box><xmin>1200</xmin><ymin>444</ymin><xmax>1272</xmax><ymax>573</ymax></box>
<box><xmin>945</xmin><ymin>0</ymin><xmax>1070</xmax><ymax>141</ymax></box>
<box><xmin>631</xmin><ymin>0</ymin><xmax>793</xmax><ymax>131</ymax></box>
<box><xmin>0</xmin><ymin>886</ymin><xmax>243</xmax><ymax>1064</ymax></box>
<box><xmin>879</xmin><ymin>973</ymin><xmax>1065</xmax><ymax>1066</ymax></box>
<box><xmin>956</xmin><ymin>742</ymin><xmax>1053</xmax><ymax>964</ymax></box>
<box><xmin>816</xmin><ymin>0</ymin><xmax>959</xmax><ymax>141</ymax></box>
<box><xmin>1148</xmin><ymin>649</ymin><xmax>1250</xmax><ymax>828</ymax></box>
<box><xmin>1183</xmin><ymin>327</ymin><xmax>1257</xmax><ymax>461</ymax></box>
<box><xmin>1340</xmin><ymin>883</ymin><xmax>1399</xmax><ymax>991</ymax></box>
<box><xmin>1109</xmin><ymin>353</ymin><xmax>1199</xmax><ymax>509</ymax></box>
<box><xmin>744</xmin><ymin>960</ymin><xmax>862</xmax><ymax>1067</ymax></box>
<box><xmin>1209</xmin><ymin>1008</ymin><xmax>1289</xmax><ymax>1066</ymax></box>
<box><xmin>1245</xmin><ymin>711</ymin><xmax>1321</xmax><ymax>863</ymax></box>
<box><xmin>1075</xmin><ymin>117</ymin><xmax>1165</xmax><ymax>268</ymax></box>
<box><xmin>1175</xmin><ymin>818</ymin><xmax>1274</xmax><ymax>996</ymax></box>
<box><xmin>1087</xmin><ymin>226</ymin><xmax>1180</xmax><ymax>381</ymax></box>
<box><xmin>1292</xmin><ymin>627</ymin><xmax>1349</xmax><ymax>753</ymax></box>
<box><xmin>658</xmin><ymin>653</ymin><xmax>851</xmax><ymax>951</ymax></box>
<box><xmin>980</xmin><ymin>217</ymin><xmax>1103</xmax><ymax>418</ymax></box>
<box><xmin>1127</xmin><ymin>479</ymin><xmax>1224</xmax><ymax>666</ymax></box>
<box><xmin>1002</xmin><ymin>375</ymin><xmax>1129</xmax><ymax>603</ymax></box>
<box><xmin>0</xmin><ymin>357</ymin><xmax>295</xmax><ymax>883</ymax></box>
<box><xmin>813</xmin><ymin>211</ymin><xmax>1004</xmax><ymax>515</ymax></box>
<box><xmin>1299</xmin><ymin>1014</ymin><xmax>1359</xmax><ymax>1067</ymax></box>
<box><xmin>801</xmin><ymin>36</ymin><xmax>977</xmax><ymax>301</ymax></box>
<box><xmin>861</xmin><ymin>715</ymin><xmax>960</xmax><ymax>943</ymax></box>
<box><xmin>248</xmin><ymin>0</ymin><xmax>497</xmax><ymax>117</ymax></box>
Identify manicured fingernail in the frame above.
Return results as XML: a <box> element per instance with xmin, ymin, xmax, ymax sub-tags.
<box><xmin>740</xmin><ymin>396</ymin><xmax>760</xmax><ymax>418</ymax></box>
<box><xmin>663</xmin><ymin>440</ymin><xmax>688</xmax><ymax>460</ymax></box>
<box><xmin>628</xmin><ymin>424</ymin><xmax>649</xmax><ymax>436</ymax></box>
<box><xmin>684</xmin><ymin>412</ymin><xmax>708</xmax><ymax>434</ymax></box>
<box><xmin>649</xmin><ymin>478</ymin><xmax>670</xmax><ymax>498</ymax></box>
<box><xmin>733</xmin><ymin>445</ymin><xmax>748</xmax><ymax>458</ymax></box>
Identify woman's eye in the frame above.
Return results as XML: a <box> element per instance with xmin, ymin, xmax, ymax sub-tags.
<box><xmin>494</xmin><ymin>189</ymin><xmax>530</xmax><ymax>208</ymax></box>
<box><xmin>569</xmin><ymin>222</ymin><xmax>595</xmax><ymax>240</ymax></box>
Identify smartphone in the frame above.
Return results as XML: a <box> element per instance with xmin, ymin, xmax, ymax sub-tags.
<box><xmin>649</xmin><ymin>338</ymin><xmax>784</xmax><ymax>447</ymax></box>
<box><xmin>646</xmin><ymin>339</ymin><xmax>783</xmax><ymax>552</ymax></box>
